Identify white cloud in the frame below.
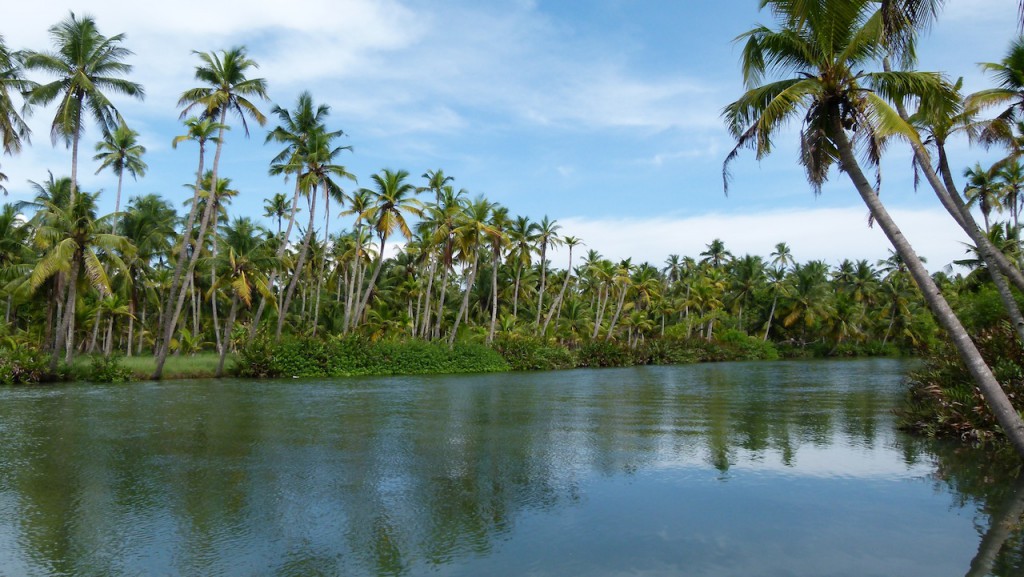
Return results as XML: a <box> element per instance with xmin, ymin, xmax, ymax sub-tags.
<box><xmin>548</xmin><ymin>207</ymin><xmax>973</xmax><ymax>273</ymax></box>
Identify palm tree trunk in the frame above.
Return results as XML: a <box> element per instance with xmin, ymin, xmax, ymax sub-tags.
<box><xmin>212</xmin><ymin>232</ymin><xmax>222</xmax><ymax>354</ymax></box>
<box><xmin>449</xmin><ymin>253</ymin><xmax>479</xmax><ymax>346</ymax></box>
<box><xmin>113</xmin><ymin>172</ymin><xmax>124</xmax><ymax>234</ymax></box>
<box><xmin>605</xmin><ymin>285</ymin><xmax>627</xmax><ymax>341</ymax></box>
<box><xmin>127</xmin><ymin>294</ymin><xmax>135</xmax><ymax>357</ymax></box>
<box><xmin>104</xmin><ymin>315</ymin><xmax>114</xmax><ymax>358</ymax></box>
<box><xmin>153</xmin><ymin>115</ymin><xmax>226</xmax><ymax>379</ymax></box>
<box><xmin>513</xmin><ymin>265</ymin><xmax>522</xmax><ymax>318</ymax></box>
<box><xmin>278</xmin><ymin>190</ymin><xmax>318</xmax><ymax>339</ymax></box>
<box><xmin>488</xmin><ymin>248</ymin><xmax>501</xmax><ymax>343</ymax></box>
<box><xmin>543</xmin><ymin>247</ymin><xmax>574</xmax><ymax>335</ymax></box>
<box><xmin>312</xmin><ymin>182</ymin><xmax>331</xmax><ymax>337</ymax></box>
<box><xmin>420</xmin><ymin>258</ymin><xmax>436</xmax><ymax>339</ymax></box>
<box><xmin>764</xmin><ymin>294</ymin><xmax>778</xmax><ymax>341</ymax></box>
<box><xmin>216</xmin><ymin>294</ymin><xmax>240</xmax><ymax>377</ymax></box>
<box><xmin>89</xmin><ymin>308</ymin><xmax>103</xmax><ymax>354</ymax></box>
<box><xmin>434</xmin><ymin>261</ymin><xmax>451</xmax><ymax>339</ymax></box>
<box><xmin>354</xmin><ymin>236</ymin><xmax>387</xmax><ymax>328</ymax></box>
<box><xmin>51</xmin><ymin>256</ymin><xmax>80</xmax><ymax>371</ymax></box>
<box><xmin>832</xmin><ymin>119</ymin><xmax>1024</xmax><ymax>458</ymax></box>
<box><xmin>535</xmin><ymin>245</ymin><xmax>547</xmax><ymax>329</ymax></box>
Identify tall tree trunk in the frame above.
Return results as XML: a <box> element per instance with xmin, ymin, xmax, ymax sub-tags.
<box><xmin>513</xmin><ymin>265</ymin><xmax>522</xmax><ymax>318</ymax></box>
<box><xmin>605</xmin><ymin>285</ymin><xmax>627</xmax><ymax>342</ymax></box>
<box><xmin>312</xmin><ymin>182</ymin><xmax>331</xmax><ymax>337</ymax></box>
<box><xmin>50</xmin><ymin>256</ymin><xmax>80</xmax><ymax>371</ymax></box>
<box><xmin>89</xmin><ymin>308</ymin><xmax>103</xmax><ymax>354</ymax></box>
<box><xmin>535</xmin><ymin>244</ymin><xmax>548</xmax><ymax>329</ymax></box>
<box><xmin>763</xmin><ymin>294</ymin><xmax>778</xmax><ymax>341</ymax></box>
<box><xmin>154</xmin><ymin>113</ymin><xmax>226</xmax><ymax>379</ymax></box>
<box><xmin>543</xmin><ymin>246</ymin><xmax>575</xmax><ymax>335</ymax></box>
<box><xmin>420</xmin><ymin>258</ymin><xmax>436</xmax><ymax>339</ymax></box>
<box><xmin>277</xmin><ymin>190</ymin><xmax>318</xmax><ymax>339</ymax></box>
<box><xmin>127</xmin><ymin>293</ymin><xmax>135</xmax><ymax>357</ymax></box>
<box><xmin>434</xmin><ymin>261</ymin><xmax>451</xmax><ymax>340</ymax></box>
<box><xmin>211</xmin><ymin>230</ymin><xmax>222</xmax><ymax>354</ymax></box>
<box><xmin>832</xmin><ymin>119</ymin><xmax>1024</xmax><ymax>458</ymax></box>
<box><xmin>488</xmin><ymin>248</ymin><xmax>501</xmax><ymax>343</ymax></box>
<box><xmin>354</xmin><ymin>236</ymin><xmax>387</xmax><ymax>328</ymax></box>
<box><xmin>449</xmin><ymin>253</ymin><xmax>479</xmax><ymax>346</ymax></box>
<box><xmin>216</xmin><ymin>294</ymin><xmax>240</xmax><ymax>378</ymax></box>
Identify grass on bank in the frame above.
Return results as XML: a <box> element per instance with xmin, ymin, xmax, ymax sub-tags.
<box><xmin>71</xmin><ymin>352</ymin><xmax>235</xmax><ymax>381</ymax></box>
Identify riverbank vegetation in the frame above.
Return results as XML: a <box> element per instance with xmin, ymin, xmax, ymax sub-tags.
<box><xmin>2</xmin><ymin>7</ymin><xmax>1024</xmax><ymax>450</ymax></box>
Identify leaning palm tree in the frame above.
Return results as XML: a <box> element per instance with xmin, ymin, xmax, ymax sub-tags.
<box><xmin>723</xmin><ymin>0</ymin><xmax>1024</xmax><ymax>457</ymax></box>
<box><xmin>353</xmin><ymin>169</ymin><xmax>423</xmax><ymax>328</ymax></box>
<box><xmin>154</xmin><ymin>46</ymin><xmax>267</xmax><ymax>379</ymax></box>
<box><xmin>533</xmin><ymin>215</ymin><xmax>561</xmax><ymax>330</ymax></box>
<box><xmin>93</xmin><ymin>120</ymin><xmax>147</xmax><ymax>233</ymax></box>
<box><xmin>23</xmin><ymin>12</ymin><xmax>144</xmax><ymax>205</ymax></box>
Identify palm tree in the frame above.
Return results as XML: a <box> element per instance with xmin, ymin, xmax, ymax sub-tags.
<box><xmin>699</xmin><ymin>238</ymin><xmax>732</xmax><ymax>268</ymax></box>
<box><xmin>28</xmin><ymin>188</ymin><xmax>132</xmax><ymax>369</ymax></box>
<box><xmin>542</xmin><ymin>235</ymin><xmax>583</xmax><ymax>335</ymax></box>
<box><xmin>23</xmin><ymin>12</ymin><xmax>144</xmax><ymax>205</ymax></box>
<box><xmin>723</xmin><ymin>0</ymin><xmax>1024</xmax><ymax>457</ymax></box>
<box><xmin>998</xmin><ymin>160</ymin><xmax>1024</xmax><ymax>233</ymax></box>
<box><xmin>263</xmin><ymin>192</ymin><xmax>292</xmax><ymax>239</ymax></box>
<box><xmin>507</xmin><ymin>215</ymin><xmax>537</xmax><ymax>319</ymax></box>
<box><xmin>93</xmin><ymin>120</ymin><xmax>147</xmax><ymax>233</ymax></box>
<box><xmin>354</xmin><ymin>169</ymin><xmax>423</xmax><ymax>327</ymax></box>
<box><xmin>0</xmin><ymin>35</ymin><xmax>34</xmax><ymax>195</ymax></box>
<box><xmin>448</xmin><ymin>196</ymin><xmax>499</xmax><ymax>345</ymax></box>
<box><xmin>963</xmin><ymin>162</ymin><xmax>1004</xmax><ymax>233</ymax></box>
<box><xmin>421</xmin><ymin>169</ymin><xmax>454</xmax><ymax>203</ymax></box>
<box><xmin>120</xmin><ymin>194</ymin><xmax>176</xmax><ymax>356</ymax></box>
<box><xmin>769</xmin><ymin>242</ymin><xmax>795</xmax><ymax>272</ymax></box>
<box><xmin>155</xmin><ymin>46</ymin><xmax>267</xmax><ymax>379</ymax></box>
<box><xmin>210</xmin><ymin>217</ymin><xmax>277</xmax><ymax>376</ymax></box>
<box><xmin>487</xmin><ymin>205</ymin><xmax>510</xmax><ymax>343</ymax></box>
<box><xmin>533</xmin><ymin>215</ymin><xmax>561</xmax><ymax>329</ymax></box>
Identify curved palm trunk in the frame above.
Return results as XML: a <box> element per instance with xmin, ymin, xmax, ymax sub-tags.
<box><xmin>882</xmin><ymin>71</ymin><xmax>1024</xmax><ymax>344</ymax></box>
<box><xmin>832</xmin><ymin>120</ymin><xmax>1024</xmax><ymax>458</ymax></box>
<box><xmin>542</xmin><ymin>246</ymin><xmax>574</xmax><ymax>335</ymax></box>
<box><xmin>512</xmin><ymin>265</ymin><xmax>522</xmax><ymax>318</ymax></box>
<box><xmin>354</xmin><ymin>236</ymin><xmax>387</xmax><ymax>328</ymax></box>
<box><xmin>605</xmin><ymin>284</ymin><xmax>628</xmax><ymax>342</ymax></box>
<box><xmin>763</xmin><ymin>294</ymin><xmax>778</xmax><ymax>341</ymax></box>
<box><xmin>277</xmin><ymin>190</ymin><xmax>318</xmax><ymax>339</ymax></box>
<box><xmin>154</xmin><ymin>112</ymin><xmax>227</xmax><ymax>379</ymax></box>
<box><xmin>449</xmin><ymin>252</ymin><xmax>479</xmax><ymax>346</ymax></box>
<box><xmin>420</xmin><ymin>258</ymin><xmax>436</xmax><ymax>339</ymax></box>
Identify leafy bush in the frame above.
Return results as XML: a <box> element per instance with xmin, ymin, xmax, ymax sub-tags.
<box><xmin>899</xmin><ymin>322</ymin><xmax>1024</xmax><ymax>443</ymax></box>
<box><xmin>0</xmin><ymin>346</ymin><xmax>49</xmax><ymax>385</ymax></box>
<box><xmin>86</xmin><ymin>355</ymin><xmax>134</xmax><ymax>383</ymax></box>
<box><xmin>715</xmin><ymin>329</ymin><xmax>780</xmax><ymax>361</ymax></box>
<box><xmin>490</xmin><ymin>335</ymin><xmax>576</xmax><ymax>371</ymax></box>
<box><xmin>576</xmin><ymin>340</ymin><xmax>634</xmax><ymax>368</ymax></box>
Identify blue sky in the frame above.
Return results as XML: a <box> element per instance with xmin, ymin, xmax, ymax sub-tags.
<box><xmin>3</xmin><ymin>0</ymin><xmax>1020</xmax><ymax>270</ymax></box>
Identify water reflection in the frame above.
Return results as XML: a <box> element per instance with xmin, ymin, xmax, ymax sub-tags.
<box><xmin>0</xmin><ymin>359</ymin><xmax>1020</xmax><ymax>576</ymax></box>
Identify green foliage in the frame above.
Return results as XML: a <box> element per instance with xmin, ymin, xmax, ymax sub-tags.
<box><xmin>236</xmin><ymin>336</ymin><xmax>509</xmax><ymax>378</ymax></box>
<box><xmin>490</xmin><ymin>335</ymin><xmax>576</xmax><ymax>371</ymax></box>
<box><xmin>576</xmin><ymin>341</ymin><xmax>635</xmax><ymax>368</ymax></box>
<box><xmin>715</xmin><ymin>329</ymin><xmax>780</xmax><ymax>361</ymax></box>
<box><xmin>0</xmin><ymin>346</ymin><xmax>49</xmax><ymax>385</ymax></box>
<box><xmin>899</xmin><ymin>322</ymin><xmax>1024</xmax><ymax>444</ymax></box>
<box><xmin>86</xmin><ymin>354</ymin><xmax>134</xmax><ymax>383</ymax></box>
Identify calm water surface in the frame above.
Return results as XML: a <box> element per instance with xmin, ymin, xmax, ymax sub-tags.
<box><xmin>0</xmin><ymin>359</ymin><xmax>1021</xmax><ymax>576</ymax></box>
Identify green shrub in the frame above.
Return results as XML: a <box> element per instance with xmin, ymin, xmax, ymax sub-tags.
<box><xmin>0</xmin><ymin>346</ymin><xmax>49</xmax><ymax>385</ymax></box>
<box><xmin>236</xmin><ymin>336</ymin><xmax>508</xmax><ymax>379</ymax></box>
<box><xmin>576</xmin><ymin>340</ymin><xmax>634</xmax><ymax>368</ymax></box>
<box><xmin>899</xmin><ymin>322</ymin><xmax>1024</xmax><ymax>443</ymax></box>
<box><xmin>86</xmin><ymin>355</ymin><xmax>134</xmax><ymax>383</ymax></box>
<box><xmin>491</xmin><ymin>335</ymin><xmax>576</xmax><ymax>371</ymax></box>
<box><xmin>715</xmin><ymin>329</ymin><xmax>780</xmax><ymax>361</ymax></box>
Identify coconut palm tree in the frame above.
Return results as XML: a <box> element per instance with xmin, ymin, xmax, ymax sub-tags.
<box><xmin>723</xmin><ymin>0</ymin><xmax>1024</xmax><ymax>456</ymax></box>
<box><xmin>542</xmin><ymin>235</ymin><xmax>583</xmax><ymax>335</ymax></box>
<box><xmin>507</xmin><ymin>215</ymin><xmax>537</xmax><ymax>319</ymax></box>
<box><xmin>210</xmin><ymin>216</ymin><xmax>276</xmax><ymax>376</ymax></box>
<box><xmin>354</xmin><ymin>169</ymin><xmax>423</xmax><ymax>327</ymax></box>
<box><xmin>93</xmin><ymin>120</ymin><xmax>147</xmax><ymax>233</ymax></box>
<box><xmin>0</xmin><ymin>34</ymin><xmax>34</xmax><ymax>195</ymax></box>
<box><xmin>120</xmin><ymin>194</ymin><xmax>176</xmax><ymax>356</ymax></box>
<box><xmin>486</xmin><ymin>205</ymin><xmax>510</xmax><ymax>343</ymax></box>
<box><xmin>448</xmin><ymin>196</ymin><xmax>499</xmax><ymax>345</ymax></box>
<box><xmin>263</xmin><ymin>192</ymin><xmax>292</xmax><ymax>239</ymax></box>
<box><xmin>155</xmin><ymin>46</ymin><xmax>267</xmax><ymax>379</ymax></box>
<box><xmin>963</xmin><ymin>162</ymin><xmax>1004</xmax><ymax>233</ymax></box>
<box><xmin>700</xmin><ymin>238</ymin><xmax>732</xmax><ymax>269</ymax></box>
<box><xmin>28</xmin><ymin>188</ymin><xmax>133</xmax><ymax>369</ymax></box>
<box><xmin>533</xmin><ymin>215</ymin><xmax>561</xmax><ymax>330</ymax></box>
<box><xmin>23</xmin><ymin>12</ymin><xmax>144</xmax><ymax>205</ymax></box>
